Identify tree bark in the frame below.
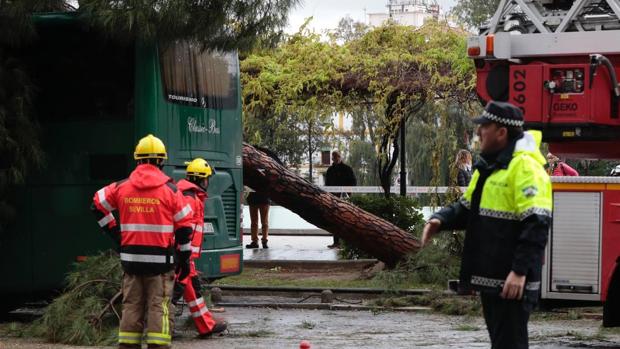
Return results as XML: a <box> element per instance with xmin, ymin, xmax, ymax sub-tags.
<box><xmin>243</xmin><ymin>143</ymin><xmax>420</xmax><ymax>267</ymax></box>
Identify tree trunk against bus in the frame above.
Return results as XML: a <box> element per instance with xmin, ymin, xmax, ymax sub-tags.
<box><xmin>242</xmin><ymin>143</ymin><xmax>420</xmax><ymax>267</ymax></box>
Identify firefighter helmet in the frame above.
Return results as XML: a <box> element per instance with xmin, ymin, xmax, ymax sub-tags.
<box><xmin>134</xmin><ymin>134</ymin><xmax>168</xmax><ymax>160</ymax></box>
<box><xmin>185</xmin><ymin>158</ymin><xmax>213</xmax><ymax>178</ymax></box>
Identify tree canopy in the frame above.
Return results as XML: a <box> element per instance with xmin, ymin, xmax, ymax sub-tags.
<box><xmin>242</xmin><ymin>20</ymin><xmax>477</xmax><ymax>193</ymax></box>
<box><xmin>0</xmin><ymin>0</ymin><xmax>298</xmax><ymax>233</ymax></box>
<box><xmin>451</xmin><ymin>0</ymin><xmax>501</xmax><ymax>30</ymax></box>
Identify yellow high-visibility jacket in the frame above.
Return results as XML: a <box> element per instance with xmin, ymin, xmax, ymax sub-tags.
<box><xmin>432</xmin><ymin>131</ymin><xmax>552</xmax><ymax>300</ymax></box>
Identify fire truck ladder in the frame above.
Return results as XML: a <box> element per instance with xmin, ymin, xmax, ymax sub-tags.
<box><xmin>482</xmin><ymin>0</ymin><xmax>620</xmax><ymax>35</ymax></box>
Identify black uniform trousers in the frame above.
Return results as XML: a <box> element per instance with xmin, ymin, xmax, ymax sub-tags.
<box><xmin>480</xmin><ymin>292</ymin><xmax>533</xmax><ymax>349</ymax></box>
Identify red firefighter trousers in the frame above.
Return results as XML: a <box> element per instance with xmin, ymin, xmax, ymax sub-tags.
<box><xmin>177</xmin><ymin>261</ymin><xmax>215</xmax><ymax>334</ymax></box>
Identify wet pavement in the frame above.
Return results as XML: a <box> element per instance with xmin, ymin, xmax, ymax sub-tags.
<box><xmin>176</xmin><ymin>307</ymin><xmax>620</xmax><ymax>349</ymax></box>
<box><xmin>243</xmin><ymin>235</ymin><xmax>339</xmax><ymax>261</ymax></box>
<box><xmin>3</xmin><ymin>306</ymin><xmax>620</xmax><ymax>349</ymax></box>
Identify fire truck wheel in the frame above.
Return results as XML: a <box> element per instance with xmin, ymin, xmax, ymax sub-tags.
<box><xmin>603</xmin><ymin>267</ymin><xmax>620</xmax><ymax>327</ymax></box>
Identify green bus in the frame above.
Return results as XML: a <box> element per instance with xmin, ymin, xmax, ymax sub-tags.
<box><xmin>1</xmin><ymin>13</ymin><xmax>243</xmax><ymax>311</ymax></box>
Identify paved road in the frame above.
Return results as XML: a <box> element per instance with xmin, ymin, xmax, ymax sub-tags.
<box><xmin>3</xmin><ymin>306</ymin><xmax>619</xmax><ymax>349</ymax></box>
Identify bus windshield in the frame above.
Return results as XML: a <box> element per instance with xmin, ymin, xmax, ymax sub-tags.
<box><xmin>160</xmin><ymin>41</ymin><xmax>238</xmax><ymax>110</ymax></box>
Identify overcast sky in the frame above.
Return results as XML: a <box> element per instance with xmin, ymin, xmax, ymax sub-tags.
<box><xmin>285</xmin><ymin>0</ymin><xmax>457</xmax><ymax>33</ymax></box>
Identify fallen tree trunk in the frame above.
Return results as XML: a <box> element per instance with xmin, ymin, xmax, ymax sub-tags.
<box><xmin>242</xmin><ymin>143</ymin><xmax>420</xmax><ymax>267</ymax></box>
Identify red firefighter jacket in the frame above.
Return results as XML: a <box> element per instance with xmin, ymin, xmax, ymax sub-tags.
<box><xmin>176</xmin><ymin>179</ymin><xmax>207</xmax><ymax>260</ymax></box>
<box><xmin>92</xmin><ymin>164</ymin><xmax>193</xmax><ymax>275</ymax></box>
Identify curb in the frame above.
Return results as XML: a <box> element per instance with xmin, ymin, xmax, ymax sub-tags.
<box><xmin>208</xmin><ymin>285</ymin><xmax>432</xmax><ymax>295</ymax></box>
<box><xmin>242</xmin><ymin>229</ymin><xmax>330</xmax><ymax>236</ymax></box>
<box><xmin>214</xmin><ymin>302</ymin><xmax>432</xmax><ymax>312</ymax></box>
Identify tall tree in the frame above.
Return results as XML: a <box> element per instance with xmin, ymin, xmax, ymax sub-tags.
<box><xmin>406</xmin><ymin>102</ymin><xmax>476</xmax><ymax>187</ymax></box>
<box><xmin>329</xmin><ymin>16</ymin><xmax>368</xmax><ymax>44</ymax></box>
<box><xmin>242</xmin><ymin>21</ymin><xmax>476</xmax><ymax>196</ymax></box>
<box><xmin>241</xmin><ymin>24</ymin><xmax>342</xmax><ymax>167</ymax></box>
<box><xmin>342</xmin><ymin>22</ymin><xmax>476</xmax><ymax>195</ymax></box>
<box><xmin>243</xmin><ymin>143</ymin><xmax>419</xmax><ymax>266</ymax></box>
<box><xmin>78</xmin><ymin>0</ymin><xmax>300</xmax><ymax>50</ymax></box>
<box><xmin>0</xmin><ymin>0</ymin><xmax>71</xmax><ymax>233</ymax></box>
<box><xmin>451</xmin><ymin>0</ymin><xmax>501</xmax><ymax>30</ymax></box>
<box><xmin>0</xmin><ymin>0</ymin><xmax>300</xmax><ymax>234</ymax></box>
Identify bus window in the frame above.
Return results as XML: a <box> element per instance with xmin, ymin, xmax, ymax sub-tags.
<box><xmin>25</xmin><ymin>22</ymin><xmax>134</xmax><ymax>122</ymax></box>
<box><xmin>159</xmin><ymin>41</ymin><xmax>238</xmax><ymax>109</ymax></box>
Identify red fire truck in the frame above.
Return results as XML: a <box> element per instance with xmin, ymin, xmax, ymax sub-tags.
<box><xmin>467</xmin><ymin>0</ymin><xmax>620</xmax><ymax>326</ymax></box>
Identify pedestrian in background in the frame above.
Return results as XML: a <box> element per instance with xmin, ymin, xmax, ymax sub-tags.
<box><xmin>455</xmin><ymin>149</ymin><xmax>473</xmax><ymax>186</ymax></box>
<box><xmin>423</xmin><ymin>102</ymin><xmax>552</xmax><ymax>349</ymax></box>
<box><xmin>324</xmin><ymin>149</ymin><xmax>357</xmax><ymax>249</ymax></box>
<box><xmin>546</xmin><ymin>152</ymin><xmax>579</xmax><ymax>176</ymax></box>
<box><xmin>91</xmin><ymin>134</ymin><xmax>194</xmax><ymax>349</ymax></box>
<box><xmin>246</xmin><ymin>146</ymin><xmax>283</xmax><ymax>249</ymax></box>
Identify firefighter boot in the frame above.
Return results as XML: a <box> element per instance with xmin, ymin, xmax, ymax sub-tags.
<box><xmin>147</xmin><ymin>344</ymin><xmax>170</xmax><ymax>349</ymax></box>
<box><xmin>118</xmin><ymin>344</ymin><xmax>140</xmax><ymax>349</ymax></box>
<box><xmin>198</xmin><ymin>319</ymin><xmax>228</xmax><ymax>338</ymax></box>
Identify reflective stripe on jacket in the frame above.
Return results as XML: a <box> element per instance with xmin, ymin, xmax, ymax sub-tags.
<box><xmin>176</xmin><ymin>179</ymin><xmax>207</xmax><ymax>260</ymax></box>
<box><xmin>432</xmin><ymin>131</ymin><xmax>552</xmax><ymax>301</ymax></box>
<box><xmin>92</xmin><ymin>164</ymin><xmax>193</xmax><ymax>275</ymax></box>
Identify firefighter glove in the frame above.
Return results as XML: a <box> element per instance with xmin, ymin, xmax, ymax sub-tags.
<box><xmin>176</xmin><ymin>250</ymin><xmax>191</xmax><ymax>281</ymax></box>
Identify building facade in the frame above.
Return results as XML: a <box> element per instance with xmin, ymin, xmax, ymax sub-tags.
<box><xmin>367</xmin><ymin>0</ymin><xmax>439</xmax><ymax>28</ymax></box>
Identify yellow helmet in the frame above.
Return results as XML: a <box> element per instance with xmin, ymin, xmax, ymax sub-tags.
<box><xmin>185</xmin><ymin>158</ymin><xmax>213</xmax><ymax>178</ymax></box>
<box><xmin>134</xmin><ymin>134</ymin><xmax>167</xmax><ymax>160</ymax></box>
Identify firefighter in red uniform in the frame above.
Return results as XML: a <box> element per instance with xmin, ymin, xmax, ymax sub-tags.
<box><xmin>91</xmin><ymin>134</ymin><xmax>194</xmax><ymax>349</ymax></box>
<box><xmin>173</xmin><ymin>158</ymin><xmax>228</xmax><ymax>337</ymax></box>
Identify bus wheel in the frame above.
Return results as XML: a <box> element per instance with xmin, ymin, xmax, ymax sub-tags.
<box><xmin>604</xmin><ymin>267</ymin><xmax>620</xmax><ymax>327</ymax></box>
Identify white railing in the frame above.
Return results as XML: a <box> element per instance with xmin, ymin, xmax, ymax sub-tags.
<box><xmin>318</xmin><ymin>186</ymin><xmax>465</xmax><ymax>194</ymax></box>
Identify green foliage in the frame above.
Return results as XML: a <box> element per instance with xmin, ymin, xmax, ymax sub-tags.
<box><xmin>374</xmin><ymin>235</ymin><xmax>462</xmax><ymax>288</ymax></box>
<box><xmin>451</xmin><ymin>0</ymin><xmax>502</xmax><ymax>30</ymax></box>
<box><xmin>78</xmin><ymin>0</ymin><xmax>299</xmax><ymax>51</ymax></box>
<box><xmin>347</xmin><ymin>140</ymin><xmax>380</xmax><ymax>186</ymax></box>
<box><xmin>342</xmin><ymin>194</ymin><xmax>463</xmax><ymax>288</ymax></box>
<box><xmin>0</xmin><ymin>1</ymin><xmax>59</xmax><ymax>234</ymax></box>
<box><xmin>566</xmin><ymin>159</ymin><xmax>617</xmax><ymax>176</ymax></box>
<box><xmin>242</xmin><ymin>20</ymin><xmax>476</xmax><ymax>191</ymax></box>
<box><xmin>0</xmin><ymin>0</ymin><xmax>296</xmax><ymax>234</ymax></box>
<box><xmin>372</xmin><ymin>291</ymin><xmax>481</xmax><ymax>316</ymax></box>
<box><xmin>407</xmin><ymin>102</ymin><xmax>476</xmax><ymax>187</ymax></box>
<box><xmin>328</xmin><ymin>16</ymin><xmax>369</xmax><ymax>44</ymax></box>
<box><xmin>340</xmin><ymin>195</ymin><xmax>424</xmax><ymax>260</ymax></box>
<box><xmin>28</xmin><ymin>251</ymin><xmax>122</xmax><ymax>345</ymax></box>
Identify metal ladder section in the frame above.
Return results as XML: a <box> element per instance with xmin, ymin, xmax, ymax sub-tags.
<box><xmin>483</xmin><ymin>0</ymin><xmax>620</xmax><ymax>34</ymax></box>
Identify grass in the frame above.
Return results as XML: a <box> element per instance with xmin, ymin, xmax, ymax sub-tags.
<box><xmin>453</xmin><ymin>324</ymin><xmax>481</xmax><ymax>331</ymax></box>
<box><xmin>370</xmin><ymin>292</ymin><xmax>482</xmax><ymax>316</ymax></box>
<box><xmin>530</xmin><ymin>307</ymin><xmax>602</xmax><ymax>321</ymax></box>
<box><xmin>229</xmin><ymin>330</ymin><xmax>275</xmax><ymax>338</ymax></box>
<box><xmin>0</xmin><ymin>322</ymin><xmax>30</xmax><ymax>338</ymax></box>
<box><xmin>212</xmin><ymin>267</ymin><xmax>430</xmax><ymax>290</ymax></box>
<box><xmin>299</xmin><ymin>320</ymin><xmax>316</xmax><ymax>330</ymax></box>
<box><xmin>565</xmin><ymin>330</ymin><xmax>608</xmax><ymax>341</ymax></box>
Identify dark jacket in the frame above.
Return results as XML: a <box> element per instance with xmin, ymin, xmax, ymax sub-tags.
<box><xmin>457</xmin><ymin>167</ymin><xmax>472</xmax><ymax>187</ymax></box>
<box><xmin>325</xmin><ymin>162</ymin><xmax>357</xmax><ymax>186</ymax></box>
<box><xmin>247</xmin><ymin>146</ymin><xmax>283</xmax><ymax>206</ymax></box>
<box><xmin>431</xmin><ymin>132</ymin><xmax>552</xmax><ymax>303</ymax></box>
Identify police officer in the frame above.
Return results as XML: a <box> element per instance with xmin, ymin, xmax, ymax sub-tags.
<box><xmin>422</xmin><ymin>101</ymin><xmax>552</xmax><ymax>349</ymax></box>
<box><xmin>173</xmin><ymin>158</ymin><xmax>227</xmax><ymax>337</ymax></box>
<box><xmin>92</xmin><ymin>134</ymin><xmax>194</xmax><ymax>349</ymax></box>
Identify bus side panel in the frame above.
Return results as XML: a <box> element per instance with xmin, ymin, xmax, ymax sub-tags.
<box><xmin>135</xmin><ymin>44</ymin><xmax>243</xmax><ymax>279</ymax></box>
<box><xmin>27</xmin><ymin>120</ymin><xmax>133</xmax><ymax>294</ymax></box>
<box><xmin>0</xmin><ymin>188</ymin><xmax>33</xmax><ymax>300</ymax></box>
